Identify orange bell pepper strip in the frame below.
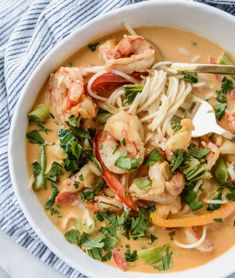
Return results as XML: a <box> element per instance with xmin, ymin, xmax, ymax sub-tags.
<box><xmin>150</xmin><ymin>202</ymin><xmax>235</xmax><ymax>228</ymax></box>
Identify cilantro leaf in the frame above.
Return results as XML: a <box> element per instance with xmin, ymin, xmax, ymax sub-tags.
<box><xmin>96</xmin><ymin>108</ymin><xmax>112</xmax><ymax>124</ymax></box>
<box><xmin>45</xmin><ymin>183</ymin><xmax>59</xmax><ymax>209</ymax></box>
<box><xmin>144</xmin><ymin>149</ymin><xmax>163</xmax><ymax>166</ymax></box>
<box><xmin>182</xmin><ymin>72</ymin><xmax>198</xmax><ymax>83</ymax></box>
<box><xmin>122</xmin><ymin>84</ymin><xmax>143</xmax><ymax>106</ymax></box>
<box><xmin>216</xmin><ymin>77</ymin><xmax>233</xmax><ymax>103</ymax></box>
<box><xmin>115</xmin><ymin>155</ymin><xmax>141</xmax><ymax>171</ymax></box>
<box><xmin>88</xmin><ymin>42</ymin><xmax>100</xmax><ymax>52</ymax></box>
<box><xmin>26</xmin><ymin>130</ymin><xmax>45</xmax><ymax>144</ymax></box>
<box><xmin>134</xmin><ymin>178</ymin><xmax>151</xmax><ymax>191</ymax></box>
<box><xmin>188</xmin><ymin>143</ymin><xmax>210</xmax><ymax>159</ymax></box>
<box><xmin>46</xmin><ymin>161</ymin><xmax>63</xmax><ymax>182</ymax></box>
<box><xmin>80</xmin><ymin>182</ymin><xmax>104</xmax><ymax>202</ymax></box>
<box><xmin>32</xmin><ymin>161</ymin><xmax>41</xmax><ymax>177</ymax></box>
<box><xmin>156</xmin><ymin>246</ymin><xmax>173</xmax><ymax>271</ymax></box>
<box><xmin>207</xmin><ymin>191</ymin><xmax>222</xmax><ymax>211</ymax></box>
<box><xmin>64</xmin><ymin>229</ymin><xmax>81</xmax><ymax>244</ymax></box>
<box><xmin>214</xmin><ymin>102</ymin><xmax>227</xmax><ymax>120</ymax></box>
<box><xmin>171</xmin><ymin>120</ymin><xmax>181</xmax><ymax>134</ymax></box>
<box><xmin>125</xmin><ymin>248</ymin><xmax>138</xmax><ymax>262</ymax></box>
<box><xmin>171</xmin><ymin>149</ymin><xmax>186</xmax><ymax>172</ymax></box>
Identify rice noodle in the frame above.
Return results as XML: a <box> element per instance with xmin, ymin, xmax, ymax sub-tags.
<box><xmin>193</xmin><ymin>180</ymin><xmax>203</xmax><ymax>192</ymax></box>
<box><xmin>192</xmin><ymin>81</ymin><xmax>206</xmax><ymax>88</ymax></box>
<box><xmin>173</xmin><ymin>226</ymin><xmax>207</xmax><ymax>249</ymax></box>
<box><xmin>203</xmin><ymin>199</ymin><xmax>228</xmax><ymax>205</ymax></box>
<box><xmin>123</xmin><ymin>22</ymin><xmax>137</xmax><ymax>36</ymax></box>
<box><xmin>87</xmin><ymin>70</ymin><xmax>109</xmax><ymax>101</ymax></box>
<box><xmin>111</xmin><ymin>69</ymin><xmax>138</xmax><ymax>83</ymax></box>
<box><xmin>80</xmin><ymin>66</ymin><xmax>105</xmax><ymax>75</ymax></box>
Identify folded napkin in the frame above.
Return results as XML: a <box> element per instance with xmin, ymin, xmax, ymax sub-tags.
<box><xmin>0</xmin><ymin>0</ymin><xmax>234</xmax><ymax>277</ymax></box>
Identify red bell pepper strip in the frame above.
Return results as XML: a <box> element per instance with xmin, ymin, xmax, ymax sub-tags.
<box><xmin>90</xmin><ymin>72</ymin><xmax>132</xmax><ymax>98</ymax></box>
<box><xmin>94</xmin><ymin>131</ymin><xmax>138</xmax><ymax>212</ymax></box>
<box><xmin>103</xmin><ymin>170</ymin><xmax>138</xmax><ymax>212</ymax></box>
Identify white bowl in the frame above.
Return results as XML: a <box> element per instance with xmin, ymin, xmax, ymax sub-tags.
<box><xmin>8</xmin><ymin>1</ymin><xmax>235</xmax><ymax>277</ymax></box>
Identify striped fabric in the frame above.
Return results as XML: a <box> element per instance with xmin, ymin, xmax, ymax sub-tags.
<box><xmin>0</xmin><ymin>0</ymin><xmax>234</xmax><ymax>277</ymax></box>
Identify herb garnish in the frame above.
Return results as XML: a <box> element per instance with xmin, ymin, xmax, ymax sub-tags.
<box><xmin>134</xmin><ymin>178</ymin><xmax>151</xmax><ymax>191</ymax></box>
<box><xmin>115</xmin><ymin>154</ymin><xmax>141</xmax><ymax>171</ymax></box>
<box><xmin>88</xmin><ymin>42</ymin><xmax>100</xmax><ymax>52</ymax></box>
<box><xmin>207</xmin><ymin>191</ymin><xmax>222</xmax><ymax>211</ymax></box>
<box><xmin>26</xmin><ymin>130</ymin><xmax>45</xmax><ymax>144</ymax></box>
<box><xmin>171</xmin><ymin>149</ymin><xmax>186</xmax><ymax>172</ymax></box>
<box><xmin>170</xmin><ymin>120</ymin><xmax>181</xmax><ymax>134</ymax></box>
<box><xmin>213</xmin><ymin>77</ymin><xmax>233</xmax><ymax>120</ymax></box>
<box><xmin>80</xmin><ymin>182</ymin><xmax>104</xmax><ymax>202</ymax></box>
<box><xmin>125</xmin><ymin>248</ymin><xmax>138</xmax><ymax>262</ymax></box>
<box><xmin>182</xmin><ymin>72</ymin><xmax>198</xmax><ymax>83</ymax></box>
<box><xmin>144</xmin><ymin>149</ymin><xmax>163</xmax><ymax>166</ymax></box>
<box><xmin>188</xmin><ymin>143</ymin><xmax>210</xmax><ymax>159</ymax></box>
<box><xmin>182</xmin><ymin>185</ymin><xmax>203</xmax><ymax>211</ymax></box>
<box><xmin>168</xmin><ymin>231</ymin><xmax>175</xmax><ymax>241</ymax></box>
<box><xmin>96</xmin><ymin>108</ymin><xmax>112</xmax><ymax>124</ymax></box>
<box><xmin>214</xmin><ymin>218</ymin><xmax>223</xmax><ymax>223</ymax></box>
<box><xmin>122</xmin><ymin>84</ymin><xmax>143</xmax><ymax>106</ymax></box>
<box><xmin>45</xmin><ymin>183</ymin><xmax>59</xmax><ymax>210</ymax></box>
<box><xmin>46</xmin><ymin>161</ymin><xmax>63</xmax><ymax>182</ymax></box>
<box><xmin>139</xmin><ymin>244</ymin><xmax>173</xmax><ymax>270</ymax></box>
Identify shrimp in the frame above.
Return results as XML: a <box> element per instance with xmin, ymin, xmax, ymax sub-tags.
<box><xmin>63</xmin><ymin>162</ymin><xmax>102</xmax><ymax>193</ymax></box>
<box><xmin>48</xmin><ymin>67</ymin><xmax>96</xmax><ymax>123</ymax></box>
<box><xmin>99</xmin><ymin>35</ymin><xmax>155</xmax><ymax>73</ymax></box>
<box><xmin>226</xmin><ymin>89</ymin><xmax>235</xmax><ymax>132</ymax></box>
<box><xmin>99</xmin><ymin>111</ymin><xmax>145</xmax><ymax>174</ymax></box>
<box><xmin>94</xmin><ymin>196</ymin><xmax>123</xmax><ymax>211</ymax></box>
<box><xmin>201</xmin><ymin>141</ymin><xmax>220</xmax><ymax>170</ymax></box>
<box><xmin>166</xmin><ymin>119</ymin><xmax>194</xmax><ymax>153</ymax></box>
<box><xmin>129</xmin><ymin>161</ymin><xmax>185</xmax><ymax>205</ymax></box>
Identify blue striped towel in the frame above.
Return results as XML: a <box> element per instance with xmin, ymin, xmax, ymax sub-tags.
<box><xmin>0</xmin><ymin>0</ymin><xmax>234</xmax><ymax>277</ymax></box>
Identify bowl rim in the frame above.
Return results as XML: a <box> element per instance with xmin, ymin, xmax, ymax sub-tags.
<box><xmin>8</xmin><ymin>1</ymin><xmax>235</xmax><ymax>277</ymax></box>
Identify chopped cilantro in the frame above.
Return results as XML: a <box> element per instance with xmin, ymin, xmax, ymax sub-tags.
<box><xmin>36</xmin><ymin>123</ymin><xmax>51</xmax><ymax>134</ymax></box>
<box><xmin>171</xmin><ymin>149</ymin><xmax>186</xmax><ymax>172</ymax></box>
<box><xmin>207</xmin><ymin>191</ymin><xmax>222</xmax><ymax>211</ymax></box>
<box><xmin>125</xmin><ymin>248</ymin><xmax>138</xmax><ymax>262</ymax></box>
<box><xmin>45</xmin><ymin>183</ymin><xmax>59</xmax><ymax>209</ymax></box>
<box><xmin>156</xmin><ymin>246</ymin><xmax>173</xmax><ymax>271</ymax></box>
<box><xmin>96</xmin><ymin>108</ymin><xmax>112</xmax><ymax>124</ymax></box>
<box><xmin>168</xmin><ymin>230</ymin><xmax>175</xmax><ymax>241</ymax></box>
<box><xmin>115</xmin><ymin>155</ymin><xmax>141</xmax><ymax>171</ymax></box>
<box><xmin>122</xmin><ymin>84</ymin><xmax>143</xmax><ymax>106</ymax></box>
<box><xmin>88</xmin><ymin>42</ymin><xmax>100</xmax><ymax>52</ymax></box>
<box><xmin>188</xmin><ymin>143</ymin><xmax>210</xmax><ymax>159</ymax></box>
<box><xmin>26</xmin><ymin>130</ymin><xmax>45</xmax><ymax>144</ymax></box>
<box><xmin>149</xmin><ymin>234</ymin><xmax>157</xmax><ymax>244</ymax></box>
<box><xmin>214</xmin><ymin>218</ymin><xmax>223</xmax><ymax>223</ymax></box>
<box><xmin>134</xmin><ymin>178</ymin><xmax>151</xmax><ymax>191</ymax></box>
<box><xmin>171</xmin><ymin>120</ymin><xmax>181</xmax><ymax>134</ymax></box>
<box><xmin>80</xmin><ymin>182</ymin><xmax>104</xmax><ymax>202</ymax></box>
<box><xmin>182</xmin><ymin>72</ymin><xmax>198</xmax><ymax>83</ymax></box>
<box><xmin>214</xmin><ymin>102</ymin><xmax>227</xmax><ymax>120</ymax></box>
<box><xmin>144</xmin><ymin>149</ymin><xmax>163</xmax><ymax>166</ymax></box>
<box><xmin>46</xmin><ymin>161</ymin><xmax>63</xmax><ymax>182</ymax></box>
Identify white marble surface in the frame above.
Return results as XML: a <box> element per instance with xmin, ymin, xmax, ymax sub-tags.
<box><xmin>0</xmin><ymin>230</ymin><xmax>63</xmax><ymax>278</ymax></box>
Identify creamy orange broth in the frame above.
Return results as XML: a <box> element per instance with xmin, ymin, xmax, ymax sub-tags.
<box><xmin>26</xmin><ymin>27</ymin><xmax>235</xmax><ymax>273</ymax></box>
